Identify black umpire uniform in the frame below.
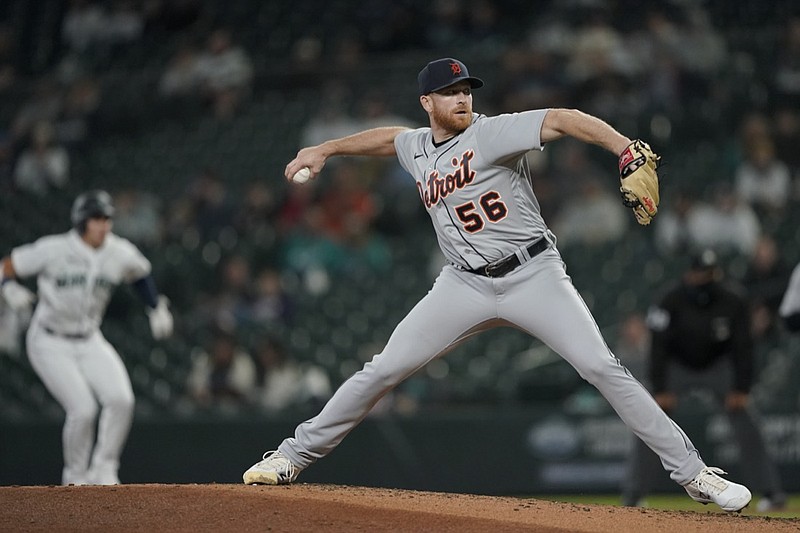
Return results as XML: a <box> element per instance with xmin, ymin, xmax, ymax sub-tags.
<box><xmin>622</xmin><ymin>250</ymin><xmax>785</xmax><ymax>510</ymax></box>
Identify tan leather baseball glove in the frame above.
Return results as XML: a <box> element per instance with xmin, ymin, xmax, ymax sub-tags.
<box><xmin>618</xmin><ymin>139</ymin><xmax>660</xmax><ymax>225</ymax></box>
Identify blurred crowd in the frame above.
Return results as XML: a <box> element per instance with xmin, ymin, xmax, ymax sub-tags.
<box><xmin>1</xmin><ymin>0</ymin><xmax>800</xmax><ymax>414</ymax></box>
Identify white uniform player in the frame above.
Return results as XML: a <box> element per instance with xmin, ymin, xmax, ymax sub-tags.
<box><xmin>779</xmin><ymin>261</ymin><xmax>800</xmax><ymax>332</ymax></box>
<box><xmin>243</xmin><ymin>58</ymin><xmax>752</xmax><ymax>512</ymax></box>
<box><xmin>0</xmin><ymin>190</ymin><xmax>174</xmax><ymax>485</ymax></box>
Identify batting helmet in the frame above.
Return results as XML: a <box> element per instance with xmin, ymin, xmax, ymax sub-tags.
<box><xmin>71</xmin><ymin>189</ymin><xmax>115</xmax><ymax>232</ymax></box>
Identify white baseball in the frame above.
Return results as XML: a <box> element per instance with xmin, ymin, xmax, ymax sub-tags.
<box><xmin>292</xmin><ymin>167</ymin><xmax>311</xmax><ymax>183</ymax></box>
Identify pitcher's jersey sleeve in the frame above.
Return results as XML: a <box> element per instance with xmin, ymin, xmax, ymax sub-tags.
<box><xmin>395</xmin><ymin>127</ymin><xmax>429</xmax><ymax>174</ymax></box>
<box><xmin>471</xmin><ymin>110</ymin><xmax>549</xmax><ymax>163</ymax></box>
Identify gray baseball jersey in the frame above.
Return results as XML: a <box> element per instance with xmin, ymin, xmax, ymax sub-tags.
<box><xmin>395</xmin><ymin>111</ymin><xmax>548</xmax><ymax>269</ymax></box>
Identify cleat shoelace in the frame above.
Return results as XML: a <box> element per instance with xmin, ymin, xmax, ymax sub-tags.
<box><xmin>693</xmin><ymin>467</ymin><xmax>730</xmax><ymax>496</ymax></box>
<box><xmin>259</xmin><ymin>451</ymin><xmax>297</xmax><ymax>481</ymax></box>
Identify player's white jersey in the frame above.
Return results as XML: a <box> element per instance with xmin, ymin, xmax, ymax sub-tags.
<box><xmin>11</xmin><ymin>229</ymin><xmax>150</xmax><ymax>335</ymax></box>
<box><xmin>394</xmin><ymin>110</ymin><xmax>549</xmax><ymax>270</ymax></box>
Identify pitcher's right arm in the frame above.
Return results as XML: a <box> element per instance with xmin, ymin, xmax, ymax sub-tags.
<box><xmin>285</xmin><ymin>126</ymin><xmax>410</xmax><ymax>182</ymax></box>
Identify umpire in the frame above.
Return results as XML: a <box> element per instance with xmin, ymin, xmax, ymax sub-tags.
<box><xmin>622</xmin><ymin>249</ymin><xmax>786</xmax><ymax>511</ymax></box>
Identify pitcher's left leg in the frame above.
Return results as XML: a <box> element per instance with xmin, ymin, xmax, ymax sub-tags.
<box><xmin>498</xmin><ymin>251</ymin><xmax>703</xmax><ymax>484</ymax></box>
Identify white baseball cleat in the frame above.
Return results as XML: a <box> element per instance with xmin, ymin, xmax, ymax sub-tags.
<box><xmin>243</xmin><ymin>450</ymin><xmax>300</xmax><ymax>485</ymax></box>
<box><xmin>683</xmin><ymin>467</ymin><xmax>752</xmax><ymax>512</ymax></box>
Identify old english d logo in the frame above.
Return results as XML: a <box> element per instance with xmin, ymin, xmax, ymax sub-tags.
<box><xmin>450</xmin><ymin>62</ymin><xmax>461</xmax><ymax>76</ymax></box>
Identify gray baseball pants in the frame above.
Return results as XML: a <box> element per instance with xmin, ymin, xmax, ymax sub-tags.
<box><xmin>279</xmin><ymin>247</ymin><xmax>706</xmax><ymax>485</ymax></box>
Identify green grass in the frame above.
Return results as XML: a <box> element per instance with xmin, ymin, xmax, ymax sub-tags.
<box><xmin>534</xmin><ymin>494</ymin><xmax>800</xmax><ymax>519</ymax></box>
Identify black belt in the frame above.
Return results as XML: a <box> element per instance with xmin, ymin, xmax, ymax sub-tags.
<box><xmin>466</xmin><ymin>236</ymin><xmax>550</xmax><ymax>278</ymax></box>
<box><xmin>43</xmin><ymin>326</ymin><xmax>90</xmax><ymax>340</ymax></box>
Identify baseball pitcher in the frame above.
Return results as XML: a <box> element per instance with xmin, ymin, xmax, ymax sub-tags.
<box><xmin>0</xmin><ymin>190</ymin><xmax>174</xmax><ymax>485</ymax></box>
<box><xmin>243</xmin><ymin>58</ymin><xmax>751</xmax><ymax>512</ymax></box>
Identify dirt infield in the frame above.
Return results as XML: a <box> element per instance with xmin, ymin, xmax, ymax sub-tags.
<box><xmin>1</xmin><ymin>483</ymin><xmax>798</xmax><ymax>532</ymax></box>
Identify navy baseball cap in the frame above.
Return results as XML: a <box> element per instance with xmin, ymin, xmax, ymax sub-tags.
<box><xmin>418</xmin><ymin>58</ymin><xmax>484</xmax><ymax>96</ymax></box>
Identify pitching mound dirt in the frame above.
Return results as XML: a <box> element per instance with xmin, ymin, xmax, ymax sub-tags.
<box><xmin>1</xmin><ymin>483</ymin><xmax>797</xmax><ymax>532</ymax></box>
